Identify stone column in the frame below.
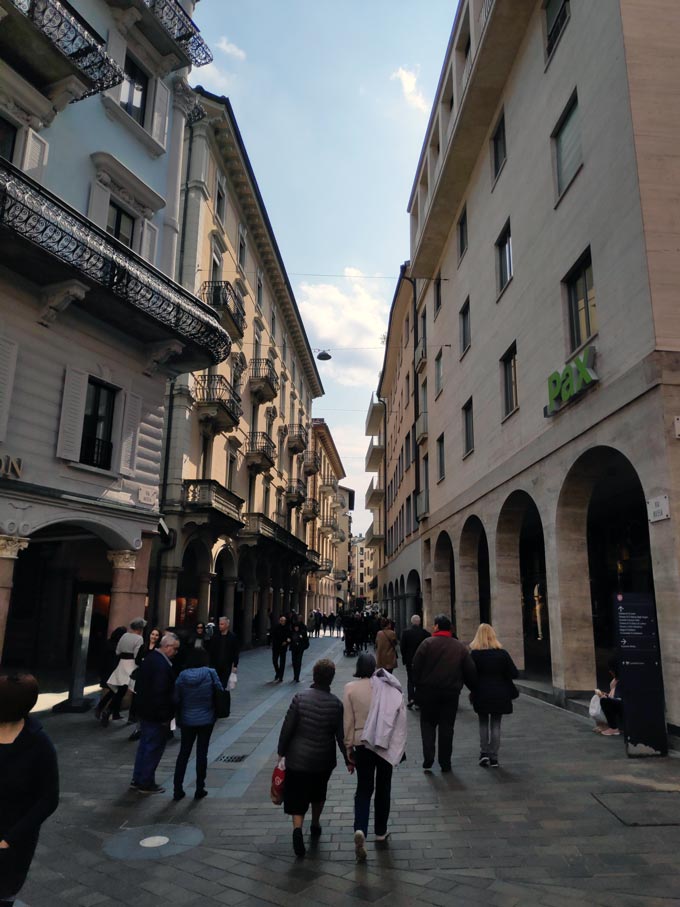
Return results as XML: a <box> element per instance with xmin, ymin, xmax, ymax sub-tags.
<box><xmin>242</xmin><ymin>585</ymin><xmax>256</xmax><ymax>648</ymax></box>
<box><xmin>156</xmin><ymin>563</ymin><xmax>180</xmax><ymax>629</ymax></box>
<box><xmin>258</xmin><ymin>588</ymin><xmax>269</xmax><ymax>642</ymax></box>
<box><xmin>198</xmin><ymin>572</ymin><xmax>214</xmax><ymax>623</ymax></box>
<box><xmin>160</xmin><ymin>78</ymin><xmax>194</xmax><ymax>278</ymax></box>
<box><xmin>0</xmin><ymin>536</ymin><xmax>29</xmax><ymax>663</ymax></box>
<box><xmin>107</xmin><ymin>550</ymin><xmax>141</xmax><ymax>633</ymax></box>
<box><xmin>223</xmin><ymin>578</ymin><xmax>236</xmax><ymax>625</ymax></box>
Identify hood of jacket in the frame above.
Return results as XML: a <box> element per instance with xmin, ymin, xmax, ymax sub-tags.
<box><xmin>179</xmin><ymin>667</ymin><xmax>213</xmax><ymax>687</ymax></box>
<box><xmin>373</xmin><ymin>667</ymin><xmax>403</xmax><ymax>692</ymax></box>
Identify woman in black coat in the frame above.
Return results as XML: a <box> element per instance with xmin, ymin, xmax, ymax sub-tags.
<box><xmin>289</xmin><ymin>619</ymin><xmax>309</xmax><ymax>683</ymax></box>
<box><xmin>469</xmin><ymin>624</ymin><xmax>519</xmax><ymax>768</ymax></box>
<box><xmin>0</xmin><ymin>672</ymin><xmax>59</xmax><ymax>905</ymax></box>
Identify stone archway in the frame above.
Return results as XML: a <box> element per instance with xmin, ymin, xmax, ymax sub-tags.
<box><xmin>213</xmin><ymin>546</ymin><xmax>237</xmax><ymax>626</ymax></box>
<box><xmin>433</xmin><ymin>531</ymin><xmax>456</xmax><ymax>631</ymax></box>
<box><xmin>387</xmin><ymin>581</ymin><xmax>395</xmax><ymax>620</ymax></box>
<box><xmin>406</xmin><ymin>569</ymin><xmax>422</xmax><ymax>623</ymax></box>
<box><xmin>176</xmin><ymin>537</ymin><xmax>211</xmax><ymax>627</ymax></box>
<box><xmin>459</xmin><ymin>515</ymin><xmax>491</xmax><ymax>642</ymax></box>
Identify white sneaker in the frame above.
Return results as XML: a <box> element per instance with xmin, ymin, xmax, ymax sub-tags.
<box><xmin>354</xmin><ymin>829</ymin><xmax>367</xmax><ymax>862</ymax></box>
<box><xmin>375</xmin><ymin>832</ymin><xmax>391</xmax><ymax>842</ymax></box>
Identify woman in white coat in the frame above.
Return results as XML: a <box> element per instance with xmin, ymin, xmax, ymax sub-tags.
<box><xmin>102</xmin><ymin>618</ymin><xmax>146</xmax><ymax>726</ymax></box>
<box><xmin>343</xmin><ymin>653</ymin><xmax>407</xmax><ymax>862</ymax></box>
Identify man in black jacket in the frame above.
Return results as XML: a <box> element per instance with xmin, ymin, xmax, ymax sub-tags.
<box><xmin>411</xmin><ymin>614</ymin><xmax>477</xmax><ymax>773</ymax></box>
<box><xmin>400</xmin><ymin>614</ymin><xmax>431</xmax><ymax>709</ymax></box>
<box><xmin>209</xmin><ymin>616</ymin><xmax>240</xmax><ymax>687</ymax></box>
<box><xmin>271</xmin><ymin>615</ymin><xmax>290</xmax><ymax>683</ymax></box>
<box><xmin>130</xmin><ymin>633</ymin><xmax>179</xmax><ymax>793</ymax></box>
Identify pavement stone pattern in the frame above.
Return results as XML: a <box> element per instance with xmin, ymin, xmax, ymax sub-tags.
<box><xmin>17</xmin><ymin>636</ymin><xmax>680</xmax><ymax>907</ymax></box>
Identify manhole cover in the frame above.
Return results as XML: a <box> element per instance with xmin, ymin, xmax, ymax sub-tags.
<box><xmin>594</xmin><ymin>791</ymin><xmax>680</xmax><ymax>826</ymax></box>
<box><xmin>103</xmin><ymin>824</ymin><xmax>203</xmax><ymax>861</ymax></box>
<box><xmin>216</xmin><ymin>753</ymin><xmax>247</xmax><ymax>763</ymax></box>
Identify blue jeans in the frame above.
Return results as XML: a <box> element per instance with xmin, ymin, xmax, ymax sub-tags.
<box><xmin>132</xmin><ymin>720</ymin><xmax>169</xmax><ymax>787</ymax></box>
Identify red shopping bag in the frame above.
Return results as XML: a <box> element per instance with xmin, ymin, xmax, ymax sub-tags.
<box><xmin>270</xmin><ymin>757</ymin><xmax>286</xmax><ymax>806</ymax></box>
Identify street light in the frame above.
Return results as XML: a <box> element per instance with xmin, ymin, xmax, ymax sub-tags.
<box><xmin>316</xmin><ymin>349</ymin><xmax>332</xmax><ymax>361</ymax></box>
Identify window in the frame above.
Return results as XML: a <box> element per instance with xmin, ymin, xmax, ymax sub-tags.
<box><xmin>238</xmin><ymin>225</ymin><xmax>247</xmax><ymax>270</ymax></box>
<box><xmin>405</xmin><ymin>431</ymin><xmax>411</xmax><ymax>469</ymax></box>
<box><xmin>227</xmin><ymin>451</ymin><xmax>236</xmax><ymax>489</ymax></box>
<box><xmin>0</xmin><ymin>115</ymin><xmax>17</xmax><ymax>162</ymax></box>
<box><xmin>107</xmin><ymin>200</ymin><xmax>134</xmax><ymax>248</ymax></box>
<box><xmin>282</xmin><ymin>336</ymin><xmax>287</xmax><ymax>365</ymax></box>
<box><xmin>434</xmin><ymin>350</ymin><xmax>443</xmax><ymax>396</ymax></box>
<box><xmin>405</xmin><ymin>373</ymin><xmax>410</xmax><ymax>400</ymax></box>
<box><xmin>436</xmin><ymin>434</ymin><xmax>445</xmax><ymax>480</ymax></box>
<box><xmin>496</xmin><ymin>221</ymin><xmax>513</xmax><ymax>292</ymax></box>
<box><xmin>460</xmin><ymin>298</ymin><xmax>471</xmax><ymax>355</ymax></box>
<box><xmin>215</xmin><ymin>178</ymin><xmax>226</xmax><ymax>223</ymax></box>
<box><xmin>210</xmin><ymin>247</ymin><xmax>221</xmax><ymax>282</ymax></box>
<box><xmin>404</xmin><ymin>314</ymin><xmax>410</xmax><ymax>346</ymax></box>
<box><xmin>119</xmin><ymin>55</ymin><xmax>148</xmax><ymax>126</ymax></box>
<box><xmin>463</xmin><ymin>398</ymin><xmax>474</xmax><ymax>455</ymax></box>
<box><xmin>406</xmin><ymin>496</ymin><xmax>412</xmax><ymax>535</ymax></box>
<box><xmin>546</xmin><ymin>0</ymin><xmax>569</xmax><ymax>56</ymax></box>
<box><xmin>566</xmin><ymin>251</ymin><xmax>597</xmax><ymax>351</ymax></box>
<box><xmin>271</xmin><ymin>309</ymin><xmax>277</xmax><ymax>342</ymax></box>
<box><xmin>256</xmin><ymin>270</ymin><xmax>263</xmax><ymax>310</ymax></box>
<box><xmin>554</xmin><ymin>94</ymin><xmax>581</xmax><ymax>196</ymax></box>
<box><xmin>501</xmin><ymin>342</ymin><xmax>518</xmax><ymax>417</ymax></box>
<box><xmin>458</xmin><ymin>207</ymin><xmax>468</xmax><ymax>259</ymax></box>
<box><xmin>492</xmin><ymin>113</ymin><xmax>506</xmax><ymax>179</ymax></box>
<box><xmin>80</xmin><ymin>379</ymin><xmax>116</xmax><ymax>470</ymax></box>
<box><xmin>263</xmin><ymin>480</ymin><xmax>271</xmax><ymax>517</ymax></box>
<box><xmin>280</xmin><ymin>376</ymin><xmax>287</xmax><ymax>413</ymax></box>
<box><xmin>434</xmin><ymin>272</ymin><xmax>442</xmax><ymax>314</ymax></box>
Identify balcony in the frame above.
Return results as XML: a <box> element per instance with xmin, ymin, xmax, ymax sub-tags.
<box><xmin>301</xmin><ymin>497</ymin><xmax>320</xmax><ymax>523</ymax></box>
<box><xmin>319</xmin><ymin>473</ymin><xmax>338</xmax><ymax>495</ymax></box>
<box><xmin>0</xmin><ymin>160</ymin><xmax>230</xmax><ymax>370</ymax></box>
<box><xmin>365</xmin><ymin>394</ymin><xmax>385</xmax><ymax>436</ymax></box>
<box><xmin>302</xmin><ymin>450</ymin><xmax>321</xmax><ymax>476</ymax></box>
<box><xmin>0</xmin><ymin>0</ymin><xmax>123</xmax><ymax>105</ymax></box>
<box><xmin>182</xmin><ymin>479</ymin><xmax>245</xmax><ymax>533</ymax></box>
<box><xmin>415</xmin><ymin>337</ymin><xmax>427</xmax><ymax>373</ymax></box>
<box><xmin>416</xmin><ymin>490</ymin><xmax>430</xmax><ymax>522</ymax></box>
<box><xmin>415</xmin><ymin>411</ymin><xmax>428</xmax><ymax>445</ymax></box>
<box><xmin>365</xmin><ymin>437</ymin><xmax>385</xmax><ymax>472</ymax></box>
<box><xmin>248</xmin><ymin>358</ymin><xmax>279</xmax><ymax>403</ymax></box>
<box><xmin>365</xmin><ymin>478</ymin><xmax>385</xmax><ymax>510</ymax></box>
<box><xmin>332</xmin><ymin>569</ymin><xmax>348</xmax><ymax>583</ymax></box>
<box><xmin>333</xmin><ymin>528</ymin><xmax>347</xmax><ymax>544</ymax></box>
<box><xmin>200</xmin><ymin>281</ymin><xmax>246</xmax><ymax>339</ymax></box>
<box><xmin>244</xmin><ymin>431</ymin><xmax>275</xmax><ymax>473</ymax></box>
<box><xmin>104</xmin><ymin>0</ymin><xmax>212</xmax><ymax>68</ymax></box>
<box><xmin>285</xmin><ymin>479</ymin><xmax>306</xmax><ymax>508</ymax></box>
<box><xmin>241</xmin><ymin>512</ymin><xmax>307</xmax><ymax>559</ymax></box>
<box><xmin>305</xmin><ymin>548</ymin><xmax>321</xmax><ymax>569</ymax></box>
<box><xmin>364</xmin><ymin>521</ymin><xmax>385</xmax><ymax>548</ymax></box>
<box><xmin>330</xmin><ymin>491</ymin><xmax>345</xmax><ymax>512</ymax></box>
<box><xmin>320</xmin><ymin>515</ymin><xmax>338</xmax><ymax>536</ymax></box>
<box><xmin>193</xmin><ymin>374</ymin><xmax>241</xmax><ymax>433</ymax></box>
<box><xmin>287</xmin><ymin>423</ymin><xmax>308</xmax><ymax>454</ymax></box>
<box><xmin>317</xmin><ymin>558</ymin><xmax>333</xmax><ymax>575</ymax></box>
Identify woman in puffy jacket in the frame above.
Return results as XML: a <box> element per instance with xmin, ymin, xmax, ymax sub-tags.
<box><xmin>469</xmin><ymin>623</ymin><xmax>519</xmax><ymax>768</ymax></box>
<box><xmin>173</xmin><ymin>648</ymin><xmax>224</xmax><ymax>801</ymax></box>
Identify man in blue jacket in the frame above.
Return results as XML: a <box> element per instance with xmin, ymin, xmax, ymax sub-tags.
<box><xmin>130</xmin><ymin>633</ymin><xmax>180</xmax><ymax>794</ymax></box>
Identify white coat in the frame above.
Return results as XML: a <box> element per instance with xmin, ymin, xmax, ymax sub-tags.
<box><xmin>360</xmin><ymin>668</ymin><xmax>407</xmax><ymax>767</ymax></box>
<box><xmin>107</xmin><ymin>632</ymin><xmax>143</xmax><ymax>691</ymax></box>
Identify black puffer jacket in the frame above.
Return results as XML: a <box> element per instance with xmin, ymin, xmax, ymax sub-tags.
<box><xmin>470</xmin><ymin>649</ymin><xmax>519</xmax><ymax>715</ymax></box>
<box><xmin>277</xmin><ymin>685</ymin><xmax>346</xmax><ymax>772</ymax></box>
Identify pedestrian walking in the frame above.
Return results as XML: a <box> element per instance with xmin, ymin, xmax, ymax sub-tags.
<box><xmin>400</xmin><ymin>615</ymin><xmax>431</xmax><ymax>709</ymax></box>
<box><xmin>276</xmin><ymin>659</ymin><xmax>349</xmax><ymax>857</ymax></box>
<box><xmin>191</xmin><ymin>622</ymin><xmax>209</xmax><ymax>649</ymax></box>
<box><xmin>130</xmin><ymin>633</ymin><xmax>180</xmax><ymax>794</ymax></box>
<box><xmin>411</xmin><ymin>614</ymin><xmax>477</xmax><ymax>772</ymax></box>
<box><xmin>127</xmin><ymin>626</ymin><xmax>161</xmax><ymax>741</ymax></box>
<box><xmin>172</xmin><ymin>648</ymin><xmax>224</xmax><ymax>800</ymax></box>
<box><xmin>375</xmin><ymin>618</ymin><xmax>398</xmax><ymax>672</ymax></box>
<box><xmin>93</xmin><ymin>625</ymin><xmax>126</xmax><ymax>721</ymax></box>
<box><xmin>313</xmin><ymin>610</ymin><xmax>322</xmax><ymax>638</ymax></box>
<box><xmin>208</xmin><ymin>616</ymin><xmax>239</xmax><ymax>690</ymax></box>
<box><xmin>344</xmin><ymin>654</ymin><xmax>407</xmax><ymax>862</ymax></box>
<box><xmin>469</xmin><ymin>624</ymin><xmax>519</xmax><ymax>767</ymax></box>
<box><xmin>271</xmin><ymin>615</ymin><xmax>290</xmax><ymax>683</ymax></box>
<box><xmin>0</xmin><ymin>672</ymin><xmax>59</xmax><ymax>906</ymax></box>
<box><xmin>102</xmin><ymin>618</ymin><xmax>146</xmax><ymax>726</ymax></box>
<box><xmin>290</xmin><ymin>617</ymin><xmax>310</xmax><ymax>682</ymax></box>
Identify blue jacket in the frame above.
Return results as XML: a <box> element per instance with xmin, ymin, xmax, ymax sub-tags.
<box><xmin>135</xmin><ymin>649</ymin><xmax>176</xmax><ymax>722</ymax></box>
<box><xmin>174</xmin><ymin>667</ymin><xmax>223</xmax><ymax>727</ymax></box>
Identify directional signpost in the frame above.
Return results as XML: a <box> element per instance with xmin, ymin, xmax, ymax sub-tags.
<box><xmin>614</xmin><ymin>593</ymin><xmax>667</xmax><ymax>756</ymax></box>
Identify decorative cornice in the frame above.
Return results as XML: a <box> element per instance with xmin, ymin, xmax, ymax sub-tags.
<box><xmin>143</xmin><ymin>339</ymin><xmax>185</xmax><ymax>376</ymax></box>
<box><xmin>172</xmin><ymin>78</ymin><xmax>196</xmax><ymax>117</ymax></box>
<box><xmin>0</xmin><ymin>535</ymin><xmax>30</xmax><ymax>559</ymax></box>
<box><xmin>91</xmin><ymin>152</ymin><xmax>166</xmax><ymax>217</ymax></box>
<box><xmin>107</xmin><ymin>550</ymin><xmax>137</xmax><ymax>571</ymax></box>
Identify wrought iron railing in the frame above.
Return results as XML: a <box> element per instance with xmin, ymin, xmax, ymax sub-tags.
<box><xmin>249</xmin><ymin>358</ymin><xmax>279</xmax><ymax>392</ymax></box>
<box><xmin>246</xmin><ymin>431</ymin><xmax>276</xmax><ymax>461</ymax></box>
<box><xmin>0</xmin><ymin>160</ymin><xmax>230</xmax><ymax>364</ymax></box>
<box><xmin>288</xmin><ymin>423</ymin><xmax>308</xmax><ymax>448</ymax></box>
<box><xmin>10</xmin><ymin>0</ymin><xmax>124</xmax><ymax>98</ymax></box>
<box><xmin>321</xmin><ymin>515</ymin><xmax>338</xmax><ymax>532</ymax></box>
<box><xmin>318</xmin><ymin>558</ymin><xmax>333</xmax><ymax>574</ymax></box>
<box><xmin>320</xmin><ymin>473</ymin><xmax>338</xmax><ymax>491</ymax></box>
<box><xmin>200</xmin><ymin>281</ymin><xmax>246</xmax><ymax>335</ymax></box>
<box><xmin>193</xmin><ymin>374</ymin><xmax>242</xmax><ymax>422</ymax></box>
<box><xmin>142</xmin><ymin>0</ymin><xmax>213</xmax><ymax>66</ymax></box>
<box><xmin>303</xmin><ymin>450</ymin><xmax>321</xmax><ymax>473</ymax></box>
<box><xmin>242</xmin><ymin>512</ymin><xmax>307</xmax><ymax>557</ymax></box>
<box><xmin>182</xmin><ymin>479</ymin><xmax>244</xmax><ymax>521</ymax></box>
<box><xmin>79</xmin><ymin>434</ymin><xmax>112</xmax><ymax>470</ymax></box>
<box><xmin>306</xmin><ymin>548</ymin><xmax>321</xmax><ymax>567</ymax></box>
<box><xmin>301</xmin><ymin>497</ymin><xmax>320</xmax><ymax>518</ymax></box>
<box><xmin>287</xmin><ymin>479</ymin><xmax>306</xmax><ymax>498</ymax></box>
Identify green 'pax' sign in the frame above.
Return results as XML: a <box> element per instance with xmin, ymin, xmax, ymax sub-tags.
<box><xmin>544</xmin><ymin>346</ymin><xmax>598</xmax><ymax>417</ymax></box>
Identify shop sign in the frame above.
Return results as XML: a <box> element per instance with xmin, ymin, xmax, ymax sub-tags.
<box><xmin>544</xmin><ymin>346</ymin><xmax>598</xmax><ymax>417</ymax></box>
<box><xmin>0</xmin><ymin>456</ymin><xmax>23</xmax><ymax>480</ymax></box>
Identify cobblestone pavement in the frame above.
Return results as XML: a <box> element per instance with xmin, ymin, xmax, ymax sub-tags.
<box><xmin>18</xmin><ymin>636</ymin><xmax>680</xmax><ymax>907</ymax></box>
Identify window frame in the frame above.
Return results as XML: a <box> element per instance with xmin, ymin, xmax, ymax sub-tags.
<box><xmin>553</xmin><ymin>91</ymin><xmax>582</xmax><ymax>199</ymax></box>
<box><xmin>436</xmin><ymin>432</ymin><xmax>445</xmax><ymax>482</ymax></box>
<box><xmin>545</xmin><ymin>0</ymin><xmax>570</xmax><ymax>59</ymax></box>
<box><xmin>119</xmin><ymin>54</ymin><xmax>149</xmax><ymax>128</ymax></box>
<box><xmin>496</xmin><ymin>220</ymin><xmax>513</xmax><ymax>295</ymax></box>
<box><xmin>462</xmin><ymin>397</ymin><xmax>474</xmax><ymax>456</ymax></box>
<box><xmin>459</xmin><ymin>298</ymin><xmax>471</xmax><ymax>357</ymax></box>
<box><xmin>238</xmin><ymin>224</ymin><xmax>247</xmax><ymax>272</ymax></box>
<box><xmin>458</xmin><ymin>206</ymin><xmax>468</xmax><ymax>260</ymax></box>
<box><xmin>492</xmin><ymin>113</ymin><xmax>507</xmax><ymax>181</ymax></box>
<box><xmin>80</xmin><ymin>378</ymin><xmax>118</xmax><ymax>471</ymax></box>
<box><xmin>433</xmin><ymin>272</ymin><xmax>442</xmax><ymax>315</ymax></box>
<box><xmin>215</xmin><ymin>176</ymin><xmax>226</xmax><ymax>224</ymax></box>
<box><xmin>434</xmin><ymin>349</ymin><xmax>443</xmax><ymax>397</ymax></box>
<box><xmin>107</xmin><ymin>198</ymin><xmax>136</xmax><ymax>248</ymax></box>
<box><xmin>565</xmin><ymin>249</ymin><xmax>597</xmax><ymax>353</ymax></box>
<box><xmin>501</xmin><ymin>341</ymin><xmax>519</xmax><ymax>419</ymax></box>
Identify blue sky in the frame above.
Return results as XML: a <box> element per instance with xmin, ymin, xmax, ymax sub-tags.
<box><xmin>192</xmin><ymin>0</ymin><xmax>457</xmax><ymax>532</ymax></box>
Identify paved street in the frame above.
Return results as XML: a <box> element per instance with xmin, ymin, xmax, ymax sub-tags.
<box><xmin>19</xmin><ymin>637</ymin><xmax>680</xmax><ymax>907</ymax></box>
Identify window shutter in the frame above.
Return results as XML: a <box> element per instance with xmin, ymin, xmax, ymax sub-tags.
<box><xmin>56</xmin><ymin>367</ymin><xmax>89</xmax><ymax>461</ymax></box>
<box><xmin>119</xmin><ymin>391</ymin><xmax>141</xmax><ymax>476</ymax></box>
<box><xmin>556</xmin><ymin>102</ymin><xmax>581</xmax><ymax>193</ymax></box>
<box><xmin>151</xmin><ymin>79</ymin><xmax>170</xmax><ymax>148</ymax></box>
<box><xmin>105</xmin><ymin>28</ymin><xmax>126</xmax><ymax>103</ymax></box>
<box><xmin>0</xmin><ymin>338</ymin><xmax>18</xmax><ymax>443</ymax></box>
<box><xmin>21</xmin><ymin>129</ymin><xmax>49</xmax><ymax>183</ymax></box>
<box><xmin>139</xmin><ymin>219</ymin><xmax>158</xmax><ymax>264</ymax></box>
<box><xmin>87</xmin><ymin>179</ymin><xmax>110</xmax><ymax>229</ymax></box>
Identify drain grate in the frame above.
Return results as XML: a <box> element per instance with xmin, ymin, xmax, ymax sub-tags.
<box><xmin>216</xmin><ymin>754</ymin><xmax>247</xmax><ymax>763</ymax></box>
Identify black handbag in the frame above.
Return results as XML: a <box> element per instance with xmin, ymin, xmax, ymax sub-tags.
<box><xmin>510</xmin><ymin>682</ymin><xmax>520</xmax><ymax>700</ymax></box>
<box><xmin>214</xmin><ymin>684</ymin><xmax>231</xmax><ymax>719</ymax></box>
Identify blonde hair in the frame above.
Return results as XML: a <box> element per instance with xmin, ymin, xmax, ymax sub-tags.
<box><xmin>469</xmin><ymin>623</ymin><xmax>503</xmax><ymax>650</ymax></box>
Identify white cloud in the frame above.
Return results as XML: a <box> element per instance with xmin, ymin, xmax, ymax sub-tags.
<box><xmin>192</xmin><ymin>62</ymin><xmax>234</xmax><ymax>95</ymax></box>
<box><xmin>390</xmin><ymin>66</ymin><xmax>428</xmax><ymax>113</ymax></box>
<box><xmin>216</xmin><ymin>36</ymin><xmax>246</xmax><ymax>61</ymax></box>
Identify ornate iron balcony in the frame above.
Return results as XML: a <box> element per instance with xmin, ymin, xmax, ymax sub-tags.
<box><xmin>320</xmin><ymin>515</ymin><xmax>338</xmax><ymax>535</ymax></box>
<box><xmin>242</xmin><ymin>512</ymin><xmax>307</xmax><ymax>558</ymax></box>
<box><xmin>132</xmin><ymin>0</ymin><xmax>213</xmax><ymax>66</ymax></box>
<box><xmin>182</xmin><ymin>479</ymin><xmax>244</xmax><ymax>528</ymax></box>
<box><xmin>287</xmin><ymin>423</ymin><xmax>308</xmax><ymax>454</ymax></box>
<box><xmin>193</xmin><ymin>374</ymin><xmax>242</xmax><ymax>431</ymax></box>
<box><xmin>285</xmin><ymin>479</ymin><xmax>306</xmax><ymax>507</ymax></box>
<box><xmin>200</xmin><ymin>281</ymin><xmax>246</xmax><ymax>338</ymax></box>
<box><xmin>244</xmin><ymin>431</ymin><xmax>275</xmax><ymax>473</ymax></box>
<box><xmin>301</xmin><ymin>497</ymin><xmax>320</xmax><ymax>522</ymax></box>
<box><xmin>306</xmin><ymin>548</ymin><xmax>321</xmax><ymax>568</ymax></box>
<box><xmin>7</xmin><ymin>0</ymin><xmax>124</xmax><ymax>99</ymax></box>
<box><xmin>0</xmin><ymin>160</ymin><xmax>230</xmax><ymax>365</ymax></box>
<box><xmin>303</xmin><ymin>450</ymin><xmax>321</xmax><ymax>476</ymax></box>
<box><xmin>319</xmin><ymin>473</ymin><xmax>338</xmax><ymax>494</ymax></box>
<box><xmin>248</xmin><ymin>358</ymin><xmax>279</xmax><ymax>402</ymax></box>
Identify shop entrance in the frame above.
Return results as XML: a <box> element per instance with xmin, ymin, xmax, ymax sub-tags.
<box><xmin>459</xmin><ymin>515</ymin><xmax>491</xmax><ymax>640</ymax></box>
<box><xmin>433</xmin><ymin>531</ymin><xmax>456</xmax><ymax>629</ymax></box>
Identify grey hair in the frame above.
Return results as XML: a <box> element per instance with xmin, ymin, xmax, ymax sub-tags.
<box><xmin>130</xmin><ymin>618</ymin><xmax>147</xmax><ymax>631</ymax></box>
<box><xmin>410</xmin><ymin>614</ymin><xmax>421</xmax><ymax>626</ymax></box>
<box><xmin>159</xmin><ymin>633</ymin><xmax>179</xmax><ymax>649</ymax></box>
<box><xmin>219</xmin><ymin>616</ymin><xmax>230</xmax><ymax>623</ymax></box>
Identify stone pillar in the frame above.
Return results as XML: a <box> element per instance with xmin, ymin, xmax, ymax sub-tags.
<box><xmin>160</xmin><ymin>78</ymin><xmax>193</xmax><ymax>278</ymax></box>
<box><xmin>0</xmin><ymin>536</ymin><xmax>29</xmax><ymax>663</ymax></box>
<box><xmin>156</xmin><ymin>563</ymin><xmax>180</xmax><ymax>629</ymax></box>
<box><xmin>107</xmin><ymin>550</ymin><xmax>143</xmax><ymax>633</ymax></box>
<box><xmin>258</xmin><ymin>588</ymin><xmax>269</xmax><ymax>642</ymax></box>
<box><xmin>242</xmin><ymin>585</ymin><xmax>256</xmax><ymax>648</ymax></box>
<box><xmin>223</xmin><ymin>578</ymin><xmax>236</xmax><ymax>625</ymax></box>
<box><xmin>198</xmin><ymin>572</ymin><xmax>214</xmax><ymax>623</ymax></box>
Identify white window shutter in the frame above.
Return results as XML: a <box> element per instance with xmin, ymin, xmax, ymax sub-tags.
<box><xmin>0</xmin><ymin>338</ymin><xmax>18</xmax><ymax>443</ymax></box>
<box><xmin>21</xmin><ymin>129</ymin><xmax>49</xmax><ymax>183</ymax></box>
<box><xmin>105</xmin><ymin>28</ymin><xmax>126</xmax><ymax>103</ymax></box>
<box><xmin>151</xmin><ymin>79</ymin><xmax>170</xmax><ymax>149</ymax></box>
<box><xmin>56</xmin><ymin>367</ymin><xmax>89</xmax><ymax>461</ymax></box>
<box><xmin>139</xmin><ymin>219</ymin><xmax>158</xmax><ymax>264</ymax></box>
<box><xmin>87</xmin><ymin>179</ymin><xmax>110</xmax><ymax>229</ymax></box>
<box><xmin>119</xmin><ymin>392</ymin><xmax>142</xmax><ymax>476</ymax></box>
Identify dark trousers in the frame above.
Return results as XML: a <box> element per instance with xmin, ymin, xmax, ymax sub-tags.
<box><xmin>132</xmin><ymin>719</ymin><xmax>169</xmax><ymax>787</ymax></box>
<box><xmin>601</xmin><ymin>697</ymin><xmax>624</xmax><ymax>730</ymax></box>
<box><xmin>353</xmin><ymin>746</ymin><xmax>393</xmax><ymax>836</ymax></box>
<box><xmin>291</xmin><ymin>649</ymin><xmax>304</xmax><ymax>681</ymax></box>
<box><xmin>272</xmin><ymin>647</ymin><xmax>286</xmax><ymax>680</ymax></box>
<box><xmin>173</xmin><ymin>723</ymin><xmax>214</xmax><ymax>793</ymax></box>
<box><xmin>419</xmin><ymin>695</ymin><xmax>459</xmax><ymax>768</ymax></box>
<box><xmin>108</xmin><ymin>684</ymin><xmax>128</xmax><ymax>718</ymax></box>
<box><xmin>405</xmin><ymin>665</ymin><xmax>415</xmax><ymax>703</ymax></box>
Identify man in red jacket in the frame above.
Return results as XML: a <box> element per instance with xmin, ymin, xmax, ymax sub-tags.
<box><xmin>411</xmin><ymin>614</ymin><xmax>477</xmax><ymax>772</ymax></box>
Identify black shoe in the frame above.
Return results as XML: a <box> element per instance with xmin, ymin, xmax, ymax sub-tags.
<box><xmin>310</xmin><ymin>824</ymin><xmax>322</xmax><ymax>838</ymax></box>
<box><xmin>293</xmin><ymin>827</ymin><xmax>306</xmax><ymax>857</ymax></box>
<box><xmin>100</xmin><ymin>710</ymin><xmax>110</xmax><ymax>728</ymax></box>
<box><xmin>194</xmin><ymin>788</ymin><xmax>208</xmax><ymax>800</ymax></box>
<box><xmin>173</xmin><ymin>790</ymin><xmax>186</xmax><ymax>801</ymax></box>
<box><xmin>489</xmin><ymin>757</ymin><xmax>499</xmax><ymax>767</ymax></box>
<box><xmin>406</xmin><ymin>701</ymin><xmax>414</xmax><ymax>710</ymax></box>
<box><xmin>129</xmin><ymin>730</ymin><xmax>141</xmax><ymax>742</ymax></box>
<box><xmin>423</xmin><ymin>762</ymin><xmax>433</xmax><ymax>772</ymax></box>
<box><xmin>129</xmin><ymin>781</ymin><xmax>140</xmax><ymax>790</ymax></box>
<box><xmin>479</xmin><ymin>754</ymin><xmax>490</xmax><ymax>767</ymax></box>
<box><xmin>440</xmin><ymin>764</ymin><xmax>452</xmax><ymax>773</ymax></box>
<box><xmin>137</xmin><ymin>784</ymin><xmax>165</xmax><ymax>794</ymax></box>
